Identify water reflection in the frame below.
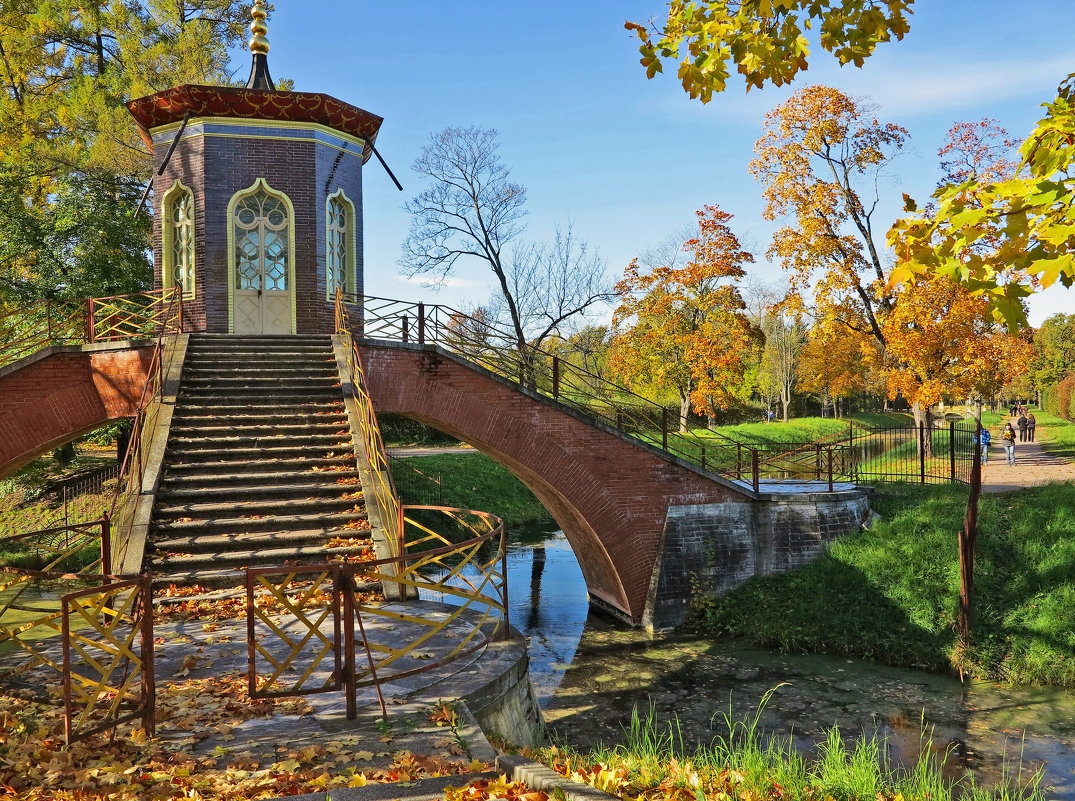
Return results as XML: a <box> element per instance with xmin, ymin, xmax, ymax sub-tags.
<box><xmin>420</xmin><ymin>519</ymin><xmax>1074</xmax><ymax>798</ymax></box>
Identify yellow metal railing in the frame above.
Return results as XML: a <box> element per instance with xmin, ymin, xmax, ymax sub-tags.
<box><xmin>62</xmin><ymin>578</ymin><xmax>154</xmax><ymax>743</ymax></box>
<box><xmin>334</xmin><ymin>288</ymin><xmax>403</xmax><ymax>559</ymax></box>
<box><xmin>246</xmin><ymin>506</ymin><xmax>507</xmax><ymax>720</ymax></box>
<box><xmin>0</xmin><ymin>287</ymin><xmax>183</xmax><ymax>372</ymax></box>
<box><xmin>107</xmin><ymin>289</ymin><xmax>185</xmax><ymax>570</ymax></box>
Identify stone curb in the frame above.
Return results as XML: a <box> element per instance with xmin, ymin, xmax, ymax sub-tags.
<box><xmin>496</xmin><ymin>754</ymin><xmax>620</xmax><ymax>801</ymax></box>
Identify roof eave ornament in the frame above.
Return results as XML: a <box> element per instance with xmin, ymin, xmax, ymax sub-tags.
<box><xmin>245</xmin><ymin>0</ymin><xmax>275</xmax><ymax>90</ymax></box>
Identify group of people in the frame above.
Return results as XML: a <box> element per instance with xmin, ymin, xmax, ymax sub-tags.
<box><xmin>976</xmin><ymin>407</ymin><xmax>1037</xmax><ymax>467</ymax></box>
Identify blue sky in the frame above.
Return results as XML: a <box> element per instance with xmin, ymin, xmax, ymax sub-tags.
<box><xmin>256</xmin><ymin>1</ymin><xmax>1075</xmax><ymax>326</ymax></box>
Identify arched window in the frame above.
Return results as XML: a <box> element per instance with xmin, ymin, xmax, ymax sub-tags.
<box><xmin>326</xmin><ymin>190</ymin><xmax>355</xmax><ymax>300</ymax></box>
<box><xmin>162</xmin><ymin>181</ymin><xmax>195</xmax><ymax>297</ymax></box>
<box><xmin>234</xmin><ymin>190</ymin><xmax>290</xmax><ymax>293</ymax></box>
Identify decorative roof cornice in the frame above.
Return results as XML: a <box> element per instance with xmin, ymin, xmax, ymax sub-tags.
<box><xmin>127</xmin><ymin>84</ymin><xmax>383</xmax><ymax>163</ymax></box>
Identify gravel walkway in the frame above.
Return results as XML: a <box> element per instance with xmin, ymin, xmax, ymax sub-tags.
<box><xmin>980</xmin><ymin>418</ymin><xmax>1075</xmax><ymax>493</ymax></box>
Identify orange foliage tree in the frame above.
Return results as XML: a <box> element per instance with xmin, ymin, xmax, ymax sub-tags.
<box><xmin>610</xmin><ymin>205</ymin><xmax>757</xmax><ymax>430</ymax></box>
<box><xmin>882</xmin><ymin>279</ymin><xmax>1031</xmax><ymax>412</ymax></box>
<box><xmin>752</xmin><ymin>87</ymin><xmax>1030</xmax><ymax>426</ymax></box>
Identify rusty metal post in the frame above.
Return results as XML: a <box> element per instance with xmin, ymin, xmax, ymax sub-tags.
<box><xmin>101</xmin><ymin>513</ymin><xmax>112</xmax><ymax>577</ymax></box>
<box><xmin>140</xmin><ymin>578</ymin><xmax>156</xmax><ymax>736</ymax></box>
<box><xmin>815</xmin><ymin>444</ymin><xmax>822</xmax><ymax>480</ymax></box>
<box><xmin>62</xmin><ymin>598</ymin><xmax>74</xmax><ymax>743</ymax></box>
<box><xmin>751</xmin><ymin>450</ymin><xmax>760</xmax><ymax>493</ymax></box>
<box><xmin>701</xmin><ymin>446</ymin><xmax>707</xmax><ymax>470</ymax></box>
<box><xmin>552</xmin><ymin>356</ymin><xmax>560</xmax><ymax>399</ymax></box>
<box><xmin>245</xmin><ymin>571</ymin><xmax>259</xmax><ymax>699</ymax></box>
<box><xmin>417</xmin><ymin>302</ymin><xmax>425</xmax><ymax>344</ymax></box>
<box><xmin>401</xmin><ymin>314</ymin><xmax>409</xmax><ymax>342</ymax></box>
<box><xmin>616</xmin><ymin>410</ymin><xmax>623</xmax><ymax>431</ymax></box>
<box><xmin>736</xmin><ymin>443</ymin><xmax>742</xmax><ymax>479</ymax></box>
<box><xmin>87</xmin><ymin>298</ymin><xmax>95</xmax><ymax>343</ymax></box>
<box><xmin>827</xmin><ymin>450</ymin><xmax>834</xmax><ymax>492</ymax></box>
<box><xmin>342</xmin><ymin>569</ymin><xmax>358</xmax><ymax>720</ymax></box>
<box><xmin>177</xmin><ymin>287</ymin><xmax>184</xmax><ymax>332</ymax></box>
<box><xmin>950</xmin><ymin>421</ymin><xmax>956</xmax><ymax>481</ymax></box>
<box><xmin>349</xmin><ymin>571</ymin><xmax>387</xmax><ymax>721</ymax></box>
<box><xmin>661</xmin><ymin>408</ymin><xmax>668</xmax><ymax>450</ymax></box>
<box><xmin>499</xmin><ymin>524</ymin><xmax>510</xmax><ymax>641</ymax></box>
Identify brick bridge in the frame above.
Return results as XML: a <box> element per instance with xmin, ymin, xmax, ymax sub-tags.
<box><xmin>0</xmin><ymin>343</ymin><xmax>155</xmax><ymax>476</ymax></box>
<box><xmin>0</xmin><ymin>337</ymin><xmax>868</xmax><ymax>628</ymax></box>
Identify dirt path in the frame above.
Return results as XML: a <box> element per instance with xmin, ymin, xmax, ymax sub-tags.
<box><xmin>981</xmin><ymin>418</ymin><xmax>1075</xmax><ymax>492</ymax></box>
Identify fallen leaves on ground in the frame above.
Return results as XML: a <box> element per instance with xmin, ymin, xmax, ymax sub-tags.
<box><xmin>0</xmin><ymin>679</ymin><xmax>492</xmax><ymax>801</ymax></box>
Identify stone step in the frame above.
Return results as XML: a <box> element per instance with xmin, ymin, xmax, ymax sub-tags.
<box><xmin>159</xmin><ymin>468</ymin><xmax>362</xmax><ymax>489</ymax></box>
<box><xmin>164</xmin><ymin>454</ymin><xmax>354</xmax><ymax>474</ymax></box>
<box><xmin>167</xmin><ymin>447</ymin><xmax>352</xmax><ymax>466</ymax></box>
<box><xmin>170</xmin><ymin>402</ymin><xmax>346</xmax><ymax>418</ymax></box>
<box><xmin>167</xmin><ymin>422</ymin><xmax>350</xmax><ymax>439</ymax></box>
<box><xmin>177</xmin><ymin>384</ymin><xmax>339</xmax><ymax>399</ymax></box>
<box><xmin>151</xmin><ymin>527</ymin><xmax>370</xmax><ymax>555</ymax></box>
<box><xmin>155</xmin><ymin>494</ymin><xmax>362</xmax><ymax>520</ymax></box>
<box><xmin>167</xmin><ymin>434</ymin><xmax>350</xmax><ymax>453</ymax></box>
<box><xmin>167</xmin><ymin>431</ymin><xmax>349</xmax><ymax>448</ymax></box>
<box><xmin>151</xmin><ymin>510</ymin><xmax>368</xmax><ymax>537</ymax></box>
<box><xmin>156</xmin><ymin>481</ymin><xmax>362</xmax><ymax>505</ymax></box>
<box><xmin>150</xmin><ymin>542</ymin><xmax>371</xmax><ymax>568</ymax></box>
<box><xmin>182</xmin><ymin>366</ymin><xmax>338</xmax><ymax>379</ymax></box>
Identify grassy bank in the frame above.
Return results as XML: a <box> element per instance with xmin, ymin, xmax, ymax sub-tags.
<box><xmin>536</xmin><ymin>699</ymin><xmax>1047</xmax><ymax>801</ymax></box>
<box><xmin>388</xmin><ymin>452</ymin><xmax>547</xmax><ymax>526</ymax></box>
<box><xmin>692</xmin><ymin>482</ymin><xmax>1075</xmax><ymax>686</ymax></box>
<box><xmin>1033</xmin><ymin>409</ymin><xmax>1075</xmax><ymax>460</ymax></box>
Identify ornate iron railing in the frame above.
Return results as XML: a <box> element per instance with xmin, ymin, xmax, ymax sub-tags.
<box><xmin>335</xmin><ymin>289</ymin><xmax>404</xmax><ymax>557</ymax></box>
<box><xmin>0</xmin><ymin>288</ymin><xmax>183</xmax><ymax>372</ymax></box>
<box><xmin>246</xmin><ymin>506</ymin><xmax>506</xmax><ymax>720</ymax></box>
<box><xmin>106</xmin><ymin>289</ymin><xmax>185</xmax><ymax>571</ymax></box>
<box><xmin>0</xmin><ymin>521</ymin><xmax>153</xmax><ymax>744</ymax></box>
<box><xmin>348</xmin><ymin>293</ymin><xmax>854</xmax><ymax>490</ymax></box>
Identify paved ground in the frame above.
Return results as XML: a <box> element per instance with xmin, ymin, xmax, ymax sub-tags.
<box><xmin>980</xmin><ymin>418</ymin><xmax>1075</xmax><ymax>492</ymax></box>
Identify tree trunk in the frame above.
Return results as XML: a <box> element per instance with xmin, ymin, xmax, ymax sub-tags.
<box><xmin>912</xmin><ymin>401</ymin><xmax>933</xmax><ymax>459</ymax></box>
<box><xmin>679</xmin><ymin>392</ymin><xmax>690</xmax><ymax>434</ymax></box>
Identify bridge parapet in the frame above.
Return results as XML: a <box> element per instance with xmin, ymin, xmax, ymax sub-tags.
<box><xmin>351</xmin><ymin>294</ymin><xmax>856</xmax><ymax>490</ymax></box>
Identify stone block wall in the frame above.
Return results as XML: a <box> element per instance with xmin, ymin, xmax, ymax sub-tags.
<box><xmin>646</xmin><ymin>491</ymin><xmax>871</xmax><ymax>630</ymax></box>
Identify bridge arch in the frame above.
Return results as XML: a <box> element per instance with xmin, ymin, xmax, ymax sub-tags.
<box><xmin>0</xmin><ymin>343</ymin><xmax>155</xmax><ymax>478</ymax></box>
<box><xmin>360</xmin><ymin>342</ymin><xmax>752</xmax><ymax>624</ymax></box>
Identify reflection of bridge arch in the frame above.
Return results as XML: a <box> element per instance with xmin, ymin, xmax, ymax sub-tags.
<box><xmin>360</xmin><ymin>342</ymin><xmax>752</xmax><ymax>625</ymax></box>
<box><xmin>0</xmin><ymin>344</ymin><xmax>154</xmax><ymax>477</ymax></box>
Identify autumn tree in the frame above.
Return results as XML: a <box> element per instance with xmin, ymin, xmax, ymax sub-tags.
<box><xmin>796</xmin><ymin>315</ymin><xmax>884</xmax><ymax>417</ymax></box>
<box><xmin>1033</xmin><ymin>313</ymin><xmax>1075</xmax><ymax>390</ymax></box>
<box><xmin>610</xmin><ymin>205</ymin><xmax>757</xmax><ymax>430</ymax></box>
<box><xmin>749</xmin><ymin>86</ymin><xmax>910</xmax><ymax>414</ymax></box>
<box><xmin>882</xmin><ymin>279</ymin><xmax>1031</xmax><ymax>414</ymax></box>
<box><xmin>0</xmin><ymin>1</ymin><xmax>255</xmax><ymax>302</ymax></box>
<box><xmin>622</xmin><ymin>1</ymin><xmax>1074</xmax><ymax>321</ymax></box>
<box><xmin>881</xmin><ymin>121</ymin><xmax>1030</xmax><ymax>417</ymax></box>
<box><xmin>625</xmin><ymin>0</ymin><xmax>913</xmax><ymax>101</ymax></box>
<box><xmin>891</xmin><ymin>74</ymin><xmax>1075</xmax><ymax>325</ymax></box>
<box><xmin>401</xmin><ymin>127</ymin><xmax>612</xmax><ymax>369</ymax></box>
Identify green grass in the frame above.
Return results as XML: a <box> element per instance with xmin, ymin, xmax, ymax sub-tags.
<box><xmin>542</xmin><ymin>693</ymin><xmax>1047</xmax><ymax>801</ymax></box>
<box><xmin>692</xmin><ymin>482</ymin><xmax>1075</xmax><ymax>686</ymax></box>
<box><xmin>1033</xmin><ymin>409</ymin><xmax>1075</xmax><ymax>460</ymax></box>
<box><xmin>389</xmin><ymin>453</ymin><xmax>547</xmax><ymax>526</ymax></box>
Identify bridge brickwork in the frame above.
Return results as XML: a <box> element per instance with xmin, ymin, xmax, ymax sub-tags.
<box><xmin>0</xmin><ymin>344</ymin><xmax>154</xmax><ymax>476</ymax></box>
<box><xmin>359</xmin><ymin>342</ymin><xmax>753</xmax><ymax>624</ymax></box>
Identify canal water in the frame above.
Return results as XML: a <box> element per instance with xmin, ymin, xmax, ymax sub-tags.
<box><xmin>495</xmin><ymin>520</ymin><xmax>1074</xmax><ymax>799</ymax></box>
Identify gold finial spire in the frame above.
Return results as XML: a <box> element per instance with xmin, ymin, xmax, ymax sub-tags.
<box><xmin>249</xmin><ymin>1</ymin><xmax>269</xmax><ymax>55</ymax></box>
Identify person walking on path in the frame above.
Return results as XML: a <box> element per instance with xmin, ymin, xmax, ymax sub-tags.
<box><xmin>1027</xmin><ymin>412</ymin><xmax>1037</xmax><ymax>442</ymax></box>
<box><xmin>1017</xmin><ymin>413</ymin><xmax>1029</xmax><ymax>442</ymax></box>
<box><xmin>975</xmin><ymin>427</ymin><xmax>991</xmax><ymax>464</ymax></box>
<box><xmin>1002</xmin><ymin>422</ymin><xmax>1017</xmax><ymax>465</ymax></box>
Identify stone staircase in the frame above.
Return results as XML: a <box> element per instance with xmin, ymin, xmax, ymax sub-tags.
<box><xmin>147</xmin><ymin>333</ymin><xmax>372</xmax><ymax>587</ymax></box>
